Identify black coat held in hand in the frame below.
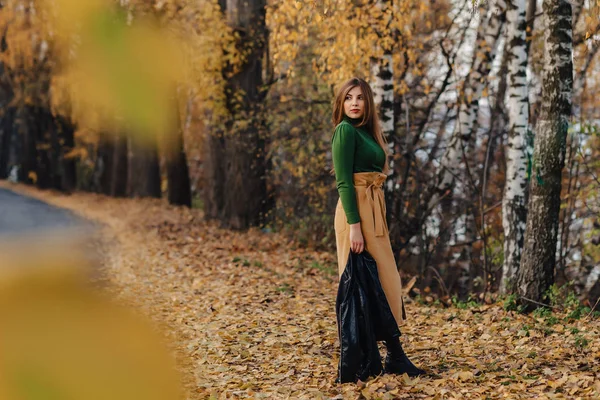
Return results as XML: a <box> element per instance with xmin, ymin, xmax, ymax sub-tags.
<box><xmin>335</xmin><ymin>250</ymin><xmax>401</xmax><ymax>383</ymax></box>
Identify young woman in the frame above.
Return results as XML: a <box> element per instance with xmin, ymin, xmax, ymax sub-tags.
<box><xmin>331</xmin><ymin>77</ymin><xmax>425</xmax><ymax>377</ymax></box>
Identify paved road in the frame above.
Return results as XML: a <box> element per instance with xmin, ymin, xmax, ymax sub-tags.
<box><xmin>0</xmin><ymin>187</ymin><xmax>93</xmax><ymax>237</ymax></box>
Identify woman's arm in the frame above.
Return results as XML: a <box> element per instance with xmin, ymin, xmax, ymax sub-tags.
<box><xmin>332</xmin><ymin>123</ymin><xmax>360</xmax><ymax>224</ymax></box>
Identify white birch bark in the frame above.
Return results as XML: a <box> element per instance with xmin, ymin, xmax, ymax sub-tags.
<box><xmin>371</xmin><ymin>0</ymin><xmax>395</xmax><ymax>191</ymax></box>
<box><xmin>571</xmin><ymin>0</ymin><xmax>584</xmax><ymax>27</ymax></box>
<box><xmin>500</xmin><ymin>0</ymin><xmax>529</xmax><ymax>293</ymax></box>
<box><xmin>371</xmin><ymin>54</ymin><xmax>394</xmax><ymax>151</ymax></box>
<box><xmin>430</xmin><ymin>0</ymin><xmax>507</xmax><ymax>207</ymax></box>
<box><xmin>516</xmin><ymin>0</ymin><xmax>572</xmax><ymax>307</ymax></box>
<box><xmin>428</xmin><ymin>0</ymin><xmax>506</xmax><ymax>295</ymax></box>
<box><xmin>584</xmin><ymin>265</ymin><xmax>600</xmax><ymax>299</ymax></box>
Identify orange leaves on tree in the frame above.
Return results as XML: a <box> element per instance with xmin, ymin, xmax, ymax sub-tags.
<box><xmin>267</xmin><ymin>0</ymin><xmax>436</xmax><ymax>87</ymax></box>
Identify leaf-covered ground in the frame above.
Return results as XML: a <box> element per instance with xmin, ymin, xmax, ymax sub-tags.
<box><xmin>2</xmin><ymin>182</ymin><xmax>600</xmax><ymax>399</ymax></box>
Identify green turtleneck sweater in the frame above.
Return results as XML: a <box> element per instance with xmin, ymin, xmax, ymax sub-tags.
<box><xmin>331</xmin><ymin>116</ymin><xmax>386</xmax><ymax>224</ymax></box>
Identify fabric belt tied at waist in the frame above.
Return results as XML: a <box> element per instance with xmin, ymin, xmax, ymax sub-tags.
<box><xmin>353</xmin><ymin>172</ymin><xmax>388</xmax><ymax>237</ymax></box>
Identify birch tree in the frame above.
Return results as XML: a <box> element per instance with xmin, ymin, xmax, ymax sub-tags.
<box><xmin>370</xmin><ymin>0</ymin><xmax>395</xmax><ymax>193</ymax></box>
<box><xmin>500</xmin><ymin>0</ymin><xmax>529</xmax><ymax>293</ymax></box>
<box><xmin>421</xmin><ymin>0</ymin><xmax>505</xmax><ymax>292</ymax></box>
<box><xmin>429</xmin><ymin>0</ymin><xmax>506</xmax><ymax>206</ymax></box>
<box><xmin>516</xmin><ymin>0</ymin><xmax>572</xmax><ymax>309</ymax></box>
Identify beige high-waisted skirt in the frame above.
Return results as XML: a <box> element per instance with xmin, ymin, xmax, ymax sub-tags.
<box><xmin>334</xmin><ymin>171</ymin><xmax>406</xmax><ymax>325</ymax></box>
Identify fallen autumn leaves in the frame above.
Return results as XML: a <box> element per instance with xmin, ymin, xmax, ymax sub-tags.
<box><xmin>2</xmin><ymin>182</ymin><xmax>599</xmax><ymax>399</ymax></box>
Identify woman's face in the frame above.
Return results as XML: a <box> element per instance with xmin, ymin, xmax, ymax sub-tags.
<box><xmin>344</xmin><ymin>86</ymin><xmax>365</xmax><ymax>119</ymax></box>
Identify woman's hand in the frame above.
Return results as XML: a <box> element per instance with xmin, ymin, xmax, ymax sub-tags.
<box><xmin>349</xmin><ymin>223</ymin><xmax>364</xmax><ymax>253</ymax></box>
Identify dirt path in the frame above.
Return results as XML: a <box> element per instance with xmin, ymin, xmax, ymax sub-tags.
<box><xmin>3</xmin><ymin>181</ymin><xmax>599</xmax><ymax>400</ymax></box>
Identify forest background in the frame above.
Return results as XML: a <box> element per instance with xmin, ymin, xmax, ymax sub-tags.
<box><xmin>0</xmin><ymin>0</ymin><xmax>600</xmax><ymax>309</ymax></box>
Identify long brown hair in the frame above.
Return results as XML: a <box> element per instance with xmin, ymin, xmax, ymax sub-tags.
<box><xmin>332</xmin><ymin>77</ymin><xmax>390</xmax><ymax>175</ymax></box>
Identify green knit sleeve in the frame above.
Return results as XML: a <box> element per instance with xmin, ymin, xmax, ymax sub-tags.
<box><xmin>332</xmin><ymin>123</ymin><xmax>360</xmax><ymax>224</ymax></box>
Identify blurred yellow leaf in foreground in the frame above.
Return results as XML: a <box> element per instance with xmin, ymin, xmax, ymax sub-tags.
<box><xmin>0</xmin><ymin>231</ymin><xmax>180</xmax><ymax>400</ymax></box>
<box><xmin>42</xmin><ymin>0</ymin><xmax>190</xmax><ymax>142</ymax></box>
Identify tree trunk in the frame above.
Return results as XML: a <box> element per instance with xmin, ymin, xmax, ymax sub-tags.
<box><xmin>127</xmin><ymin>133</ymin><xmax>161</xmax><ymax>198</ymax></box>
<box><xmin>46</xmin><ymin>108</ymin><xmax>63</xmax><ymax>190</ymax></box>
<box><xmin>0</xmin><ymin>108</ymin><xmax>15</xmax><ymax>179</ymax></box>
<box><xmin>370</xmin><ymin>0</ymin><xmax>394</xmax><ymax>193</ymax></box>
<box><xmin>371</xmin><ymin>52</ymin><xmax>394</xmax><ymax>145</ymax></box>
<box><xmin>97</xmin><ymin>131</ymin><xmax>115</xmax><ymax>195</ymax></box>
<box><xmin>220</xmin><ymin>0</ymin><xmax>269</xmax><ymax>229</ymax></box>
<box><xmin>428</xmin><ymin>0</ymin><xmax>506</xmax><ymax>207</ymax></box>
<box><xmin>429</xmin><ymin>193</ymin><xmax>454</xmax><ymax>292</ymax></box>
<box><xmin>6</xmin><ymin>105</ymin><xmax>75</xmax><ymax>191</ymax></box>
<box><xmin>57</xmin><ymin>116</ymin><xmax>77</xmax><ymax>192</ymax></box>
<box><xmin>203</xmin><ymin>129</ymin><xmax>226</xmax><ymax>219</ymax></box>
<box><xmin>110</xmin><ymin>131</ymin><xmax>128</xmax><ymax>197</ymax></box>
<box><xmin>571</xmin><ymin>0</ymin><xmax>584</xmax><ymax>27</ymax></box>
<box><xmin>421</xmin><ymin>0</ymin><xmax>505</xmax><ymax>295</ymax></box>
<box><xmin>96</xmin><ymin>131</ymin><xmax>128</xmax><ymax>196</ymax></box>
<box><xmin>500</xmin><ymin>0</ymin><xmax>529</xmax><ymax>294</ymax></box>
<box><xmin>30</xmin><ymin>107</ymin><xmax>52</xmax><ymax>189</ymax></box>
<box><xmin>525</xmin><ymin>0</ymin><xmax>536</xmax><ymax>57</ymax></box>
<box><xmin>16</xmin><ymin>106</ymin><xmax>36</xmax><ymax>185</ymax></box>
<box><xmin>516</xmin><ymin>0</ymin><xmax>572</xmax><ymax>309</ymax></box>
<box><xmin>165</xmin><ymin>96</ymin><xmax>191</xmax><ymax>207</ymax></box>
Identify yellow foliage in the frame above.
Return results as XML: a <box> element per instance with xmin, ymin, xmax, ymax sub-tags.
<box><xmin>4</xmin><ymin>0</ymin><xmax>231</xmax><ymax>147</ymax></box>
<box><xmin>0</xmin><ymin>241</ymin><xmax>180</xmax><ymax>400</ymax></box>
<box><xmin>267</xmin><ymin>0</ymin><xmax>438</xmax><ymax>89</ymax></box>
<box><xmin>38</xmin><ymin>1</ymin><xmax>178</xmax><ymax>140</ymax></box>
<box><xmin>64</xmin><ymin>147</ymin><xmax>89</xmax><ymax>160</ymax></box>
<box><xmin>0</xmin><ymin>1</ymin><xmax>52</xmax><ymax>107</ymax></box>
